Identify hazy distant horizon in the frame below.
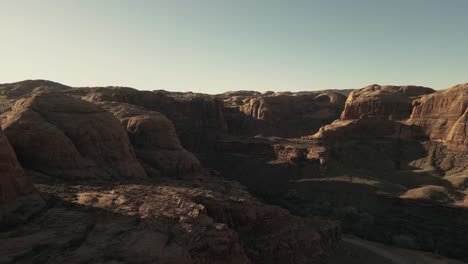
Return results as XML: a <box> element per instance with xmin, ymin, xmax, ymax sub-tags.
<box><xmin>1</xmin><ymin>0</ymin><xmax>467</xmax><ymax>93</ymax></box>
<box><xmin>3</xmin><ymin>78</ymin><xmax>466</xmax><ymax>95</ymax></box>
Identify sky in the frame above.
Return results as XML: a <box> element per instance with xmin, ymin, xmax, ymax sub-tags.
<box><xmin>1</xmin><ymin>0</ymin><xmax>467</xmax><ymax>93</ymax></box>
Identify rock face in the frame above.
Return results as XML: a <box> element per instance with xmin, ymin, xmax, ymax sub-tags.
<box><xmin>0</xmin><ymin>80</ymin><xmax>341</xmax><ymax>264</ymax></box>
<box><xmin>0</xmin><ymin>177</ymin><xmax>340</xmax><ymax>264</ymax></box>
<box><xmin>96</xmin><ymin>101</ymin><xmax>202</xmax><ymax>177</ymax></box>
<box><xmin>68</xmin><ymin>87</ymin><xmax>227</xmax><ymax>152</ymax></box>
<box><xmin>313</xmin><ymin>119</ymin><xmax>425</xmax><ymax>141</ymax></box>
<box><xmin>203</xmin><ymin>83</ymin><xmax>467</xmax><ymax>261</ymax></box>
<box><xmin>1</xmin><ymin>92</ymin><xmax>146</xmax><ymax>179</ymax></box>
<box><xmin>0</xmin><ymin>80</ymin><xmax>70</xmax><ymax>97</ymax></box>
<box><xmin>2</xmin><ymin>79</ymin><xmax>467</xmax><ymax>262</ymax></box>
<box><xmin>407</xmin><ymin>84</ymin><xmax>468</xmax><ymax>149</ymax></box>
<box><xmin>0</xmin><ymin>128</ymin><xmax>43</xmax><ymax>224</ymax></box>
<box><xmin>340</xmin><ymin>85</ymin><xmax>435</xmax><ymax>120</ymax></box>
<box><xmin>223</xmin><ymin>92</ymin><xmax>347</xmax><ymax>137</ymax></box>
<box><xmin>0</xmin><ymin>80</ymin><xmax>71</xmax><ymax>115</ymax></box>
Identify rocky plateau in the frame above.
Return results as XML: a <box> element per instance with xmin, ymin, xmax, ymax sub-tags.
<box><xmin>0</xmin><ymin>79</ymin><xmax>467</xmax><ymax>263</ymax></box>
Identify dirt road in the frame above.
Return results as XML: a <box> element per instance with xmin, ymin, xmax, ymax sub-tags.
<box><xmin>324</xmin><ymin>236</ymin><xmax>466</xmax><ymax>264</ymax></box>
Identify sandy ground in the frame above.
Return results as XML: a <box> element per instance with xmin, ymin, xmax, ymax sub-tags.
<box><xmin>323</xmin><ymin>236</ymin><xmax>467</xmax><ymax>264</ymax></box>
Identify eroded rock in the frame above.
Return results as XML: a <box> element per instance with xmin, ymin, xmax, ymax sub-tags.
<box><xmin>68</xmin><ymin>87</ymin><xmax>227</xmax><ymax>151</ymax></box>
<box><xmin>0</xmin><ymin>128</ymin><xmax>43</xmax><ymax>225</ymax></box>
<box><xmin>407</xmin><ymin>84</ymin><xmax>467</xmax><ymax>149</ymax></box>
<box><xmin>223</xmin><ymin>92</ymin><xmax>347</xmax><ymax>137</ymax></box>
<box><xmin>1</xmin><ymin>92</ymin><xmax>146</xmax><ymax>180</ymax></box>
<box><xmin>0</xmin><ymin>177</ymin><xmax>340</xmax><ymax>264</ymax></box>
<box><xmin>96</xmin><ymin>101</ymin><xmax>202</xmax><ymax>177</ymax></box>
<box><xmin>340</xmin><ymin>85</ymin><xmax>435</xmax><ymax>120</ymax></box>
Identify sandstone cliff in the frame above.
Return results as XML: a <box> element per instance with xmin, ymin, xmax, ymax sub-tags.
<box><xmin>0</xmin><ymin>128</ymin><xmax>43</xmax><ymax>224</ymax></box>
<box><xmin>340</xmin><ymin>85</ymin><xmax>435</xmax><ymax>120</ymax></box>
<box><xmin>407</xmin><ymin>83</ymin><xmax>467</xmax><ymax>149</ymax></box>
<box><xmin>0</xmin><ymin>80</ymin><xmax>341</xmax><ymax>263</ymax></box>
<box><xmin>313</xmin><ymin>119</ymin><xmax>425</xmax><ymax>141</ymax></box>
<box><xmin>96</xmin><ymin>101</ymin><xmax>202</xmax><ymax>177</ymax></box>
<box><xmin>0</xmin><ymin>91</ymin><xmax>147</xmax><ymax>179</ymax></box>
<box><xmin>223</xmin><ymin>92</ymin><xmax>347</xmax><ymax>137</ymax></box>
<box><xmin>68</xmin><ymin>87</ymin><xmax>227</xmax><ymax>151</ymax></box>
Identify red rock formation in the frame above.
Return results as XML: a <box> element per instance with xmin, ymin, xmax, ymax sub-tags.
<box><xmin>0</xmin><ymin>81</ymin><xmax>342</xmax><ymax>262</ymax></box>
<box><xmin>0</xmin><ymin>128</ymin><xmax>43</xmax><ymax>222</ymax></box>
<box><xmin>223</xmin><ymin>92</ymin><xmax>347</xmax><ymax>137</ymax></box>
<box><xmin>340</xmin><ymin>85</ymin><xmax>435</xmax><ymax>120</ymax></box>
<box><xmin>407</xmin><ymin>83</ymin><xmax>467</xmax><ymax>149</ymax></box>
<box><xmin>1</xmin><ymin>92</ymin><xmax>146</xmax><ymax>179</ymax></box>
<box><xmin>68</xmin><ymin>87</ymin><xmax>227</xmax><ymax>151</ymax></box>
<box><xmin>96</xmin><ymin>101</ymin><xmax>202</xmax><ymax>177</ymax></box>
<box><xmin>0</xmin><ymin>176</ymin><xmax>339</xmax><ymax>263</ymax></box>
<box><xmin>313</xmin><ymin>119</ymin><xmax>425</xmax><ymax>141</ymax></box>
<box><xmin>0</xmin><ymin>79</ymin><xmax>70</xmax><ymax>97</ymax></box>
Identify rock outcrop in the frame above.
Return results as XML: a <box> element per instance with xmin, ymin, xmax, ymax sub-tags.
<box><xmin>2</xmin><ymin>79</ymin><xmax>467</xmax><ymax>262</ymax></box>
<box><xmin>0</xmin><ymin>177</ymin><xmax>340</xmax><ymax>264</ymax></box>
<box><xmin>0</xmin><ymin>80</ymin><xmax>71</xmax><ymax>115</ymax></box>
<box><xmin>0</xmin><ymin>92</ymin><xmax>146</xmax><ymax>179</ymax></box>
<box><xmin>0</xmin><ymin>80</ymin><xmax>341</xmax><ymax>263</ymax></box>
<box><xmin>0</xmin><ymin>128</ymin><xmax>43</xmax><ymax>224</ymax></box>
<box><xmin>0</xmin><ymin>80</ymin><xmax>70</xmax><ymax>97</ymax></box>
<box><xmin>96</xmin><ymin>101</ymin><xmax>202</xmax><ymax>177</ymax></box>
<box><xmin>340</xmin><ymin>85</ymin><xmax>435</xmax><ymax>120</ymax></box>
<box><xmin>223</xmin><ymin>92</ymin><xmax>347</xmax><ymax>137</ymax></box>
<box><xmin>68</xmin><ymin>87</ymin><xmax>227</xmax><ymax>152</ymax></box>
<box><xmin>407</xmin><ymin>83</ymin><xmax>468</xmax><ymax>149</ymax></box>
<box><xmin>312</xmin><ymin>119</ymin><xmax>425</xmax><ymax>141</ymax></box>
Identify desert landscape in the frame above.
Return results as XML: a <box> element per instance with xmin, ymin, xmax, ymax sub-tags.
<box><xmin>0</xmin><ymin>79</ymin><xmax>466</xmax><ymax>263</ymax></box>
<box><xmin>2</xmin><ymin>1</ymin><xmax>468</xmax><ymax>263</ymax></box>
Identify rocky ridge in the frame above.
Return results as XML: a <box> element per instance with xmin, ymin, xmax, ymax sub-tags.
<box><xmin>221</xmin><ymin>91</ymin><xmax>347</xmax><ymax>138</ymax></box>
<box><xmin>340</xmin><ymin>85</ymin><xmax>435</xmax><ymax>120</ymax></box>
<box><xmin>0</xmin><ymin>80</ymin><xmax>340</xmax><ymax>264</ymax></box>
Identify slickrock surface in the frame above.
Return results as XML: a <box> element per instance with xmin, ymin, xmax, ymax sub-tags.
<box><xmin>340</xmin><ymin>85</ymin><xmax>435</xmax><ymax>120</ymax></box>
<box><xmin>0</xmin><ymin>176</ymin><xmax>340</xmax><ymax>264</ymax></box>
<box><xmin>407</xmin><ymin>84</ymin><xmax>468</xmax><ymax>149</ymax></box>
<box><xmin>0</xmin><ymin>92</ymin><xmax>146</xmax><ymax>180</ymax></box>
<box><xmin>96</xmin><ymin>101</ymin><xmax>202</xmax><ymax>177</ymax></box>
<box><xmin>0</xmin><ymin>128</ymin><xmax>43</xmax><ymax>225</ymax></box>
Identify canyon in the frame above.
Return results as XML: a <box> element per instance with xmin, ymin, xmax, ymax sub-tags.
<box><xmin>0</xmin><ymin>79</ymin><xmax>467</xmax><ymax>263</ymax></box>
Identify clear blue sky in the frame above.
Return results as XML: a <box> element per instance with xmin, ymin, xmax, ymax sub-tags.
<box><xmin>1</xmin><ymin>0</ymin><xmax>467</xmax><ymax>93</ymax></box>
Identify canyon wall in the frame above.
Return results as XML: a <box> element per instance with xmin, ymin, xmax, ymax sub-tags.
<box><xmin>407</xmin><ymin>84</ymin><xmax>467</xmax><ymax>149</ymax></box>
